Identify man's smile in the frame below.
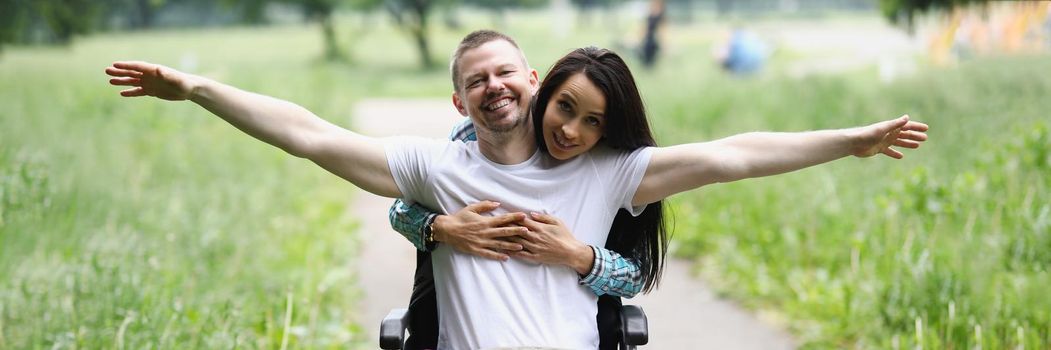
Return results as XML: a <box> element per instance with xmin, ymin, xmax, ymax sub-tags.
<box><xmin>483</xmin><ymin>96</ymin><xmax>514</xmax><ymax>112</ymax></box>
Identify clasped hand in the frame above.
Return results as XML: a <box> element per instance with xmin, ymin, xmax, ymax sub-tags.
<box><xmin>433</xmin><ymin>202</ymin><xmax>591</xmax><ymax>273</ymax></box>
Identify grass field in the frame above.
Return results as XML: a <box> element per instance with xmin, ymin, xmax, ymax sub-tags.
<box><xmin>1</xmin><ymin>10</ymin><xmax>1048</xmax><ymax>349</ymax></box>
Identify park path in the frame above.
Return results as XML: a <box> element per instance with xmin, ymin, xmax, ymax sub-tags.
<box><xmin>350</xmin><ymin>99</ymin><xmax>795</xmax><ymax>349</ymax></box>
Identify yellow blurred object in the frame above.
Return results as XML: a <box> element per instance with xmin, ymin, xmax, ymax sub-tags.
<box><xmin>928</xmin><ymin>2</ymin><xmax>1050</xmax><ymax>64</ymax></box>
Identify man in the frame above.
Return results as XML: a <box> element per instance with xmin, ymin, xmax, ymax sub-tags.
<box><xmin>388</xmin><ymin>32</ymin><xmax>648</xmax><ymax>350</ymax></box>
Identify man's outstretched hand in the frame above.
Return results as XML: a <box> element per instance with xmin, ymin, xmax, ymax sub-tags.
<box><xmin>851</xmin><ymin>115</ymin><xmax>930</xmax><ymax>159</ymax></box>
<box><xmin>105</xmin><ymin>61</ymin><xmax>198</xmax><ymax>101</ymax></box>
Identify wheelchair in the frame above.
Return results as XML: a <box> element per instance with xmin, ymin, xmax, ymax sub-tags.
<box><xmin>380</xmin><ymin>305</ymin><xmax>649</xmax><ymax>349</ymax></box>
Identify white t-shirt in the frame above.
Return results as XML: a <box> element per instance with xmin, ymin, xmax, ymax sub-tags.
<box><xmin>385</xmin><ymin>137</ymin><xmax>652</xmax><ymax>350</ymax></box>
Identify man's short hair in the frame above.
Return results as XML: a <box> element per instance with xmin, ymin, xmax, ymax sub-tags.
<box><xmin>450</xmin><ymin>30</ymin><xmax>530</xmax><ymax>93</ymax></box>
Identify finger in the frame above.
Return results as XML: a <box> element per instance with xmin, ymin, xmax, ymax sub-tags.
<box><xmin>529</xmin><ymin>212</ymin><xmax>561</xmax><ymax>226</ymax></box>
<box><xmin>892</xmin><ymin>139</ymin><xmax>921</xmax><ymax>149</ymax></box>
<box><xmin>483</xmin><ymin>226</ymin><xmax>528</xmax><ymax>239</ymax></box>
<box><xmin>903</xmin><ymin>120</ymin><xmax>929</xmax><ymax>132</ymax></box>
<box><xmin>510</xmin><ymin>250</ymin><xmax>539</xmax><ymax>263</ymax></box>
<box><xmin>119</xmin><ymin>87</ymin><xmax>146</xmax><ymax>97</ymax></box>
<box><xmin>878</xmin><ymin>115</ymin><xmax>909</xmax><ymax>133</ymax></box>
<box><xmin>515</xmin><ymin>239</ymin><xmax>542</xmax><ymax>254</ymax></box>
<box><xmin>473</xmin><ymin>248</ymin><xmax>509</xmax><ymax>261</ymax></box>
<box><xmin>112</xmin><ymin>61</ymin><xmax>156</xmax><ymax>72</ymax></box>
<box><xmin>898</xmin><ymin>130</ymin><xmax>927</xmax><ymax>141</ymax></box>
<box><xmin>105</xmin><ymin>67</ymin><xmax>143</xmax><ymax>78</ymax></box>
<box><xmin>109</xmin><ymin>77</ymin><xmax>141</xmax><ymax>86</ymax></box>
<box><xmin>515</xmin><ymin>217</ymin><xmax>544</xmax><ymax>231</ymax></box>
<box><xmin>463</xmin><ymin>200</ymin><xmax>501</xmax><ymax>214</ymax></box>
<box><xmin>493</xmin><ymin>240</ymin><xmax>523</xmax><ymax>252</ymax></box>
<box><xmin>487</xmin><ymin>212</ymin><xmax>527</xmax><ymax>227</ymax></box>
<box><xmin>881</xmin><ymin>147</ymin><xmax>904</xmax><ymax>159</ymax></box>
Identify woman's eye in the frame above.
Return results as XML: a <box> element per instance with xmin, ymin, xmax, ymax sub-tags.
<box><xmin>557</xmin><ymin>101</ymin><xmax>571</xmax><ymax>112</ymax></box>
<box><xmin>586</xmin><ymin>116</ymin><xmax>601</xmax><ymax>126</ymax></box>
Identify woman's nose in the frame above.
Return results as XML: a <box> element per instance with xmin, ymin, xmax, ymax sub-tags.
<box><xmin>561</xmin><ymin>122</ymin><xmax>578</xmax><ymax>139</ymax></box>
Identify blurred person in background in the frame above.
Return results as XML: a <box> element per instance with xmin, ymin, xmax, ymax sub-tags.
<box><xmin>715</xmin><ymin>27</ymin><xmax>769</xmax><ymax>75</ymax></box>
<box><xmin>640</xmin><ymin>0</ymin><xmax>666</xmax><ymax>68</ymax></box>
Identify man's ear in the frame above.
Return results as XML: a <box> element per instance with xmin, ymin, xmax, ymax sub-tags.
<box><xmin>529</xmin><ymin>68</ymin><xmax>540</xmax><ymax>92</ymax></box>
<box><xmin>451</xmin><ymin>91</ymin><xmax>468</xmax><ymax>117</ymax></box>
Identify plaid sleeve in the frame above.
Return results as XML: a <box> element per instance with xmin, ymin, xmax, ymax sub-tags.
<box><xmin>579</xmin><ymin>246</ymin><xmax>644</xmax><ymax>298</ymax></box>
<box><xmin>449</xmin><ymin>118</ymin><xmax>477</xmax><ymax>142</ymax></box>
<box><xmin>388</xmin><ymin>199</ymin><xmax>437</xmax><ymax>252</ymax></box>
<box><xmin>386</xmin><ymin>119</ymin><xmax>475</xmax><ymax>251</ymax></box>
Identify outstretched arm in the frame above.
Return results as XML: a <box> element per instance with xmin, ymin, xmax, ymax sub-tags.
<box><xmin>634</xmin><ymin>115</ymin><xmax>929</xmax><ymax>205</ymax></box>
<box><xmin>106</xmin><ymin>61</ymin><xmax>401</xmax><ymax>197</ymax></box>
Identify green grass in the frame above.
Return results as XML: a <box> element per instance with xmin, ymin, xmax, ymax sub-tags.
<box><xmin>642</xmin><ymin>52</ymin><xmax>1051</xmax><ymax>348</ymax></box>
<box><xmin>1</xmin><ymin>9</ymin><xmax>1048</xmax><ymax>349</ymax></box>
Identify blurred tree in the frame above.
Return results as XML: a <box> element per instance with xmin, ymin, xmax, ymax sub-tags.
<box><xmin>880</xmin><ymin>0</ymin><xmax>985</xmax><ymax>34</ymax></box>
<box><xmin>29</xmin><ymin>0</ymin><xmax>106</xmax><ymax>44</ymax></box>
<box><xmin>292</xmin><ymin>0</ymin><xmax>342</xmax><ymax>60</ymax></box>
<box><xmin>570</xmin><ymin>0</ymin><xmax>621</xmax><ymax>27</ymax></box>
<box><xmin>222</xmin><ymin>0</ymin><xmax>272</xmax><ymax>25</ymax></box>
<box><xmin>384</xmin><ymin>0</ymin><xmax>449</xmax><ymax>69</ymax></box>
<box><xmin>126</xmin><ymin>0</ymin><xmax>166</xmax><ymax>29</ymax></box>
<box><xmin>0</xmin><ymin>0</ymin><xmax>27</xmax><ymax>53</ymax></box>
<box><xmin>464</xmin><ymin>0</ymin><xmax>547</xmax><ymax>28</ymax></box>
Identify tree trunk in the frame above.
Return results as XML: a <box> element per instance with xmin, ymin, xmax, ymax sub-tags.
<box><xmin>320</xmin><ymin>13</ymin><xmax>343</xmax><ymax>61</ymax></box>
<box><xmin>410</xmin><ymin>1</ymin><xmax>433</xmax><ymax>69</ymax></box>
<box><xmin>135</xmin><ymin>0</ymin><xmax>155</xmax><ymax>29</ymax></box>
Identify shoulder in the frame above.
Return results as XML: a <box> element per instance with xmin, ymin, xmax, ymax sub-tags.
<box><xmin>586</xmin><ymin>144</ymin><xmax>654</xmax><ymax>163</ymax></box>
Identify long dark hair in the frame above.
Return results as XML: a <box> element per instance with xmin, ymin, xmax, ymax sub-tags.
<box><xmin>532</xmin><ymin>47</ymin><xmax>668</xmax><ymax>293</ymax></box>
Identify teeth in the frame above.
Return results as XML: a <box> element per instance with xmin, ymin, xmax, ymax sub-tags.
<box><xmin>555</xmin><ymin>133</ymin><xmax>574</xmax><ymax>149</ymax></box>
<box><xmin>486</xmin><ymin>98</ymin><xmax>511</xmax><ymax>111</ymax></box>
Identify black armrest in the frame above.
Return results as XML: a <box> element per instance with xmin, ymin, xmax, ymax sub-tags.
<box><xmin>620</xmin><ymin>304</ymin><xmax>649</xmax><ymax>347</ymax></box>
<box><xmin>380</xmin><ymin>308</ymin><xmax>410</xmax><ymax>349</ymax></box>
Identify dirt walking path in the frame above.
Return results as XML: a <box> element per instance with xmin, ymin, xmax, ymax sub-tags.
<box><xmin>351</xmin><ymin>99</ymin><xmax>795</xmax><ymax>349</ymax></box>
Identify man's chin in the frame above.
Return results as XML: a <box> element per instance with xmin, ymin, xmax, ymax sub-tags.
<box><xmin>479</xmin><ymin>115</ymin><xmax>524</xmax><ymax>133</ymax></box>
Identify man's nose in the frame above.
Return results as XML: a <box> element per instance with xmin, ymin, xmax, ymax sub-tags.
<box><xmin>484</xmin><ymin>75</ymin><xmax>506</xmax><ymax>93</ymax></box>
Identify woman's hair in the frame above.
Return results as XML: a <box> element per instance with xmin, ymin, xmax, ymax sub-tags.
<box><xmin>532</xmin><ymin>47</ymin><xmax>668</xmax><ymax>293</ymax></box>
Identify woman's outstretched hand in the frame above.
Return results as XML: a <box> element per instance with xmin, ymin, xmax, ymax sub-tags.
<box><xmin>105</xmin><ymin>61</ymin><xmax>198</xmax><ymax>101</ymax></box>
<box><xmin>851</xmin><ymin>115</ymin><xmax>930</xmax><ymax>159</ymax></box>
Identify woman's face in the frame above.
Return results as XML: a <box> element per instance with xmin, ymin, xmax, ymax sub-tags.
<box><xmin>542</xmin><ymin>72</ymin><xmax>607</xmax><ymax>160</ymax></box>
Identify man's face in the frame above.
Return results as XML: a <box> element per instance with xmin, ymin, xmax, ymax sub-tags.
<box><xmin>452</xmin><ymin>40</ymin><xmax>539</xmax><ymax>134</ymax></box>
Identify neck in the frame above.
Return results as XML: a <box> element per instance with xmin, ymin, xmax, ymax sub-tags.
<box><xmin>475</xmin><ymin>125</ymin><xmax>538</xmax><ymax>165</ymax></box>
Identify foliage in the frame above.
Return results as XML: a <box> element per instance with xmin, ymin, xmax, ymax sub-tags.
<box><xmin>1</xmin><ymin>11</ymin><xmax>1048</xmax><ymax>349</ymax></box>
<box><xmin>0</xmin><ymin>25</ymin><xmax>372</xmax><ymax>349</ymax></box>
<box><xmin>879</xmin><ymin>0</ymin><xmax>986</xmax><ymax>32</ymax></box>
<box><xmin>649</xmin><ymin>53</ymin><xmax>1051</xmax><ymax>348</ymax></box>
<box><xmin>464</xmin><ymin>0</ymin><xmax>547</xmax><ymax>10</ymax></box>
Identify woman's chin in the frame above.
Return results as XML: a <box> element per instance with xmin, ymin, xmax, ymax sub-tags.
<box><xmin>548</xmin><ymin>147</ymin><xmax>581</xmax><ymax>160</ymax></box>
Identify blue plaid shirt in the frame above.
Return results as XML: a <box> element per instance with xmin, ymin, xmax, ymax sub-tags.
<box><xmin>388</xmin><ymin>119</ymin><xmax>644</xmax><ymax>297</ymax></box>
